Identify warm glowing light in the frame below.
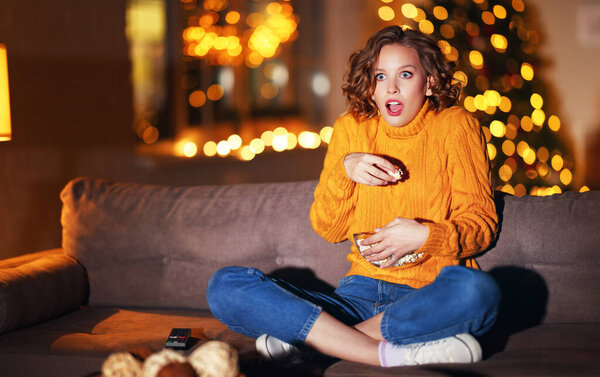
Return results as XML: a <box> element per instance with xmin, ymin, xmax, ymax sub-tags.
<box><xmin>490</xmin><ymin>120</ymin><xmax>506</xmax><ymax>138</ymax></box>
<box><xmin>484</xmin><ymin>90</ymin><xmax>501</xmax><ymax>107</ymax></box>
<box><xmin>463</xmin><ymin>96</ymin><xmax>476</xmax><ymax>112</ymax></box>
<box><xmin>401</xmin><ymin>3</ymin><xmax>418</xmax><ymax>19</ymax></box>
<box><xmin>536</xmin><ymin>162</ymin><xmax>550</xmax><ymax>177</ymax></box>
<box><xmin>560</xmin><ymin>169</ymin><xmax>573</xmax><ymax>185</ymax></box>
<box><xmin>272</xmin><ymin>134</ymin><xmax>288</xmax><ymax>151</ymax></box>
<box><xmin>419</xmin><ymin>19</ymin><xmax>434</xmax><ymax>34</ymax></box>
<box><xmin>142</xmin><ymin>126</ymin><xmax>159</xmax><ymax>144</ymax></box>
<box><xmin>216</xmin><ymin>140</ymin><xmax>231</xmax><ymax>156</ymax></box>
<box><xmin>203</xmin><ymin>141</ymin><xmax>217</xmax><ymax>157</ymax></box>
<box><xmin>580</xmin><ymin>186</ymin><xmax>590</xmax><ymax>193</ymax></box>
<box><xmin>320</xmin><ymin>126</ymin><xmax>333</xmax><ymax>143</ymax></box>
<box><xmin>521</xmin><ymin>63</ymin><xmax>534</xmax><ymax>80</ymax></box>
<box><xmin>532</xmin><ymin>109</ymin><xmax>545</xmax><ymax>126</ymax></box>
<box><xmin>264</xmin><ymin>63</ymin><xmax>289</xmax><ymax>86</ymax></box>
<box><xmin>183</xmin><ymin>142</ymin><xmax>198</xmax><ymax>157</ymax></box>
<box><xmin>261</xmin><ymin>130</ymin><xmax>274</xmax><ymax>146</ymax></box>
<box><xmin>517</xmin><ymin>141</ymin><xmax>529</xmax><ymax>156</ymax></box>
<box><xmin>491</xmin><ymin>34</ymin><xmax>508</xmax><ymax>52</ymax></box>
<box><xmin>440</xmin><ymin>24</ymin><xmax>455</xmax><ymax>39</ymax></box>
<box><xmin>433</xmin><ymin>6</ymin><xmax>448</xmax><ymax>20</ymax></box>
<box><xmin>261</xmin><ymin>82</ymin><xmax>279</xmax><ymax>99</ymax></box>
<box><xmin>312</xmin><ymin>72</ymin><xmax>331</xmax><ymax>96</ymax></box>
<box><xmin>466</xmin><ymin>22</ymin><xmax>480</xmax><ymax>37</ymax></box>
<box><xmin>273</xmin><ymin>126</ymin><xmax>288</xmax><ymax>136</ymax></box>
<box><xmin>487</xmin><ymin>143</ymin><xmax>497</xmax><ymax>160</ymax></box>
<box><xmin>522</xmin><ymin>147</ymin><xmax>536</xmax><ymax>165</ymax></box>
<box><xmin>298</xmin><ymin>131</ymin><xmax>321</xmax><ymax>149</ymax></box>
<box><xmin>482</xmin><ymin>11</ymin><xmax>495</xmax><ymax>25</ymax></box>
<box><xmin>469</xmin><ymin>50</ymin><xmax>484</xmax><ymax>69</ymax></box>
<box><xmin>493</xmin><ymin>5</ymin><xmax>507</xmax><ymax>19</ymax></box>
<box><xmin>453</xmin><ymin>71</ymin><xmax>468</xmax><ymax>87</ymax></box>
<box><xmin>250</xmin><ymin>138</ymin><xmax>265</xmax><ymax>154</ymax></box>
<box><xmin>513</xmin><ymin>0</ymin><xmax>525</xmax><ymax>12</ymax></box>
<box><xmin>530</xmin><ymin>93</ymin><xmax>543</xmax><ymax>109</ymax></box>
<box><xmin>225</xmin><ymin>11</ymin><xmax>240</xmax><ymax>24</ymax></box>
<box><xmin>286</xmin><ymin>133</ymin><xmax>297</xmax><ymax>150</ymax></box>
<box><xmin>514</xmin><ymin>184</ymin><xmax>526</xmax><ymax>196</ymax></box>
<box><xmin>207</xmin><ymin>84</ymin><xmax>225</xmax><ymax>101</ymax></box>
<box><xmin>551</xmin><ymin>154</ymin><xmax>564</xmax><ymax>171</ymax></box>
<box><xmin>499</xmin><ymin>96</ymin><xmax>512</xmax><ymax>112</ymax></box>
<box><xmin>502</xmin><ymin>140</ymin><xmax>515</xmax><ymax>156</ymax></box>
<box><xmin>499</xmin><ymin>164</ymin><xmax>513</xmax><ymax>182</ymax></box>
<box><xmin>500</xmin><ymin>184</ymin><xmax>515</xmax><ymax>195</ymax></box>
<box><xmin>378</xmin><ymin>6</ymin><xmax>395</xmax><ymax>21</ymax></box>
<box><xmin>474</xmin><ymin>94</ymin><xmax>487</xmax><ymax>111</ymax></box>
<box><xmin>0</xmin><ymin>44</ymin><xmax>11</xmax><ymax>141</ymax></box>
<box><xmin>521</xmin><ymin>116</ymin><xmax>534</xmax><ymax>132</ymax></box>
<box><xmin>189</xmin><ymin>90</ymin><xmax>207</xmax><ymax>107</ymax></box>
<box><xmin>240</xmin><ymin>145</ymin><xmax>255</xmax><ymax>161</ymax></box>
<box><xmin>227</xmin><ymin>134</ymin><xmax>242</xmax><ymax>150</ymax></box>
<box><xmin>537</xmin><ymin>147</ymin><xmax>550</xmax><ymax>162</ymax></box>
<box><xmin>548</xmin><ymin>115</ymin><xmax>561</xmax><ymax>131</ymax></box>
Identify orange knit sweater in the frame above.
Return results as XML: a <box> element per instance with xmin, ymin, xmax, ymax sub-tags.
<box><xmin>309</xmin><ymin>103</ymin><xmax>498</xmax><ymax>289</ymax></box>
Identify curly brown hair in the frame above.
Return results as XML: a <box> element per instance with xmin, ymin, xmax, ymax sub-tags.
<box><xmin>342</xmin><ymin>26</ymin><xmax>462</xmax><ymax>119</ymax></box>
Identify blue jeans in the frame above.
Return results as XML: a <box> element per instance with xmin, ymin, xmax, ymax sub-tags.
<box><xmin>207</xmin><ymin>265</ymin><xmax>500</xmax><ymax>347</ymax></box>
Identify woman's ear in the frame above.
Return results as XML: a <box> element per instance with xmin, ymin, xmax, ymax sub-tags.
<box><xmin>426</xmin><ymin>76</ymin><xmax>435</xmax><ymax>96</ymax></box>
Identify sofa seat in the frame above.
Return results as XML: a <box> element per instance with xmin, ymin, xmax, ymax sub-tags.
<box><xmin>324</xmin><ymin>323</ymin><xmax>600</xmax><ymax>376</ymax></box>
<box><xmin>0</xmin><ymin>307</ymin><xmax>255</xmax><ymax>376</ymax></box>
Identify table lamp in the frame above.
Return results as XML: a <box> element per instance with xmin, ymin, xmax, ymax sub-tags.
<box><xmin>0</xmin><ymin>44</ymin><xmax>12</xmax><ymax>142</ymax></box>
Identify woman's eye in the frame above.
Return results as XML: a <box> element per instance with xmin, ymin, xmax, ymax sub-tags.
<box><xmin>400</xmin><ymin>71</ymin><xmax>413</xmax><ymax>79</ymax></box>
<box><xmin>375</xmin><ymin>73</ymin><xmax>386</xmax><ymax>81</ymax></box>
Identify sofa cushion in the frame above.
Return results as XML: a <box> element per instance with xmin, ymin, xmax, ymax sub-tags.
<box><xmin>477</xmin><ymin>191</ymin><xmax>600</xmax><ymax>324</ymax></box>
<box><xmin>60</xmin><ymin>178</ymin><xmax>349</xmax><ymax>309</ymax></box>
<box><xmin>0</xmin><ymin>249</ymin><xmax>88</xmax><ymax>334</ymax></box>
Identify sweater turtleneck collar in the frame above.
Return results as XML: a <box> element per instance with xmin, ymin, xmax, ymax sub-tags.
<box><xmin>380</xmin><ymin>99</ymin><xmax>432</xmax><ymax>139</ymax></box>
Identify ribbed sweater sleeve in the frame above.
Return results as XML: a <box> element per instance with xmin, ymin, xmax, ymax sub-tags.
<box><xmin>418</xmin><ymin>111</ymin><xmax>498</xmax><ymax>259</ymax></box>
<box><xmin>310</xmin><ymin>116</ymin><xmax>357</xmax><ymax>243</ymax></box>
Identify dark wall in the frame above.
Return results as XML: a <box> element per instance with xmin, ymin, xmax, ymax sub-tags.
<box><xmin>0</xmin><ymin>0</ymin><xmax>135</xmax><ymax>259</ymax></box>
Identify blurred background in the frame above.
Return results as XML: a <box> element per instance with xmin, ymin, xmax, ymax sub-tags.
<box><xmin>1</xmin><ymin>0</ymin><xmax>599</xmax><ymax>260</ymax></box>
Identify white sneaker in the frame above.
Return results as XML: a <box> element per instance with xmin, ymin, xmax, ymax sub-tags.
<box><xmin>255</xmin><ymin>334</ymin><xmax>304</xmax><ymax>364</ymax></box>
<box><xmin>380</xmin><ymin>333</ymin><xmax>482</xmax><ymax>366</ymax></box>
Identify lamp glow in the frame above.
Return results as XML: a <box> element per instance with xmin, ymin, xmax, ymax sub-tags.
<box><xmin>0</xmin><ymin>44</ymin><xmax>11</xmax><ymax>141</ymax></box>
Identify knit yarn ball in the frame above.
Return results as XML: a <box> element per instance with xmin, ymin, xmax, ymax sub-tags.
<box><xmin>101</xmin><ymin>352</ymin><xmax>144</xmax><ymax>377</ymax></box>
<box><xmin>156</xmin><ymin>361</ymin><xmax>198</xmax><ymax>377</ymax></box>
<box><xmin>143</xmin><ymin>349</ymin><xmax>188</xmax><ymax>377</ymax></box>
<box><xmin>188</xmin><ymin>341</ymin><xmax>239</xmax><ymax>377</ymax></box>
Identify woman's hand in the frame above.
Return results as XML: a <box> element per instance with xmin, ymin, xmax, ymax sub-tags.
<box><xmin>344</xmin><ymin>153</ymin><xmax>399</xmax><ymax>186</ymax></box>
<box><xmin>360</xmin><ymin>217</ymin><xmax>429</xmax><ymax>268</ymax></box>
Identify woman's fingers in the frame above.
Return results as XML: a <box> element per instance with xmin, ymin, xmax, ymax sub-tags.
<box><xmin>344</xmin><ymin>153</ymin><xmax>400</xmax><ymax>186</ymax></box>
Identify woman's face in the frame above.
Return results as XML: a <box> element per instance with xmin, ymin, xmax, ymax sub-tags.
<box><xmin>371</xmin><ymin>43</ymin><xmax>432</xmax><ymax>127</ymax></box>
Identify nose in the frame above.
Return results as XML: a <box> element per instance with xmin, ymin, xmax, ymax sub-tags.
<box><xmin>387</xmin><ymin>77</ymin><xmax>399</xmax><ymax>94</ymax></box>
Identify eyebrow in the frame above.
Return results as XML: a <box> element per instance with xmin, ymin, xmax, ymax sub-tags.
<box><xmin>375</xmin><ymin>64</ymin><xmax>417</xmax><ymax>72</ymax></box>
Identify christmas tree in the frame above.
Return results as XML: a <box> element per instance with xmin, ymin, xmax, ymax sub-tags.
<box><xmin>376</xmin><ymin>0</ymin><xmax>580</xmax><ymax>195</ymax></box>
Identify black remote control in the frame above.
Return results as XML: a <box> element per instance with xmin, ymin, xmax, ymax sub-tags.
<box><xmin>165</xmin><ymin>328</ymin><xmax>192</xmax><ymax>350</ymax></box>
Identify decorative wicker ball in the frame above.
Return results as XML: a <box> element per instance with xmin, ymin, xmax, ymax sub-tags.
<box><xmin>101</xmin><ymin>352</ymin><xmax>144</xmax><ymax>377</ymax></box>
<box><xmin>143</xmin><ymin>349</ymin><xmax>188</xmax><ymax>377</ymax></box>
<box><xmin>188</xmin><ymin>341</ymin><xmax>239</xmax><ymax>377</ymax></box>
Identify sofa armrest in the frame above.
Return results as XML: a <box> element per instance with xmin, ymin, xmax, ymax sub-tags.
<box><xmin>0</xmin><ymin>249</ymin><xmax>88</xmax><ymax>334</ymax></box>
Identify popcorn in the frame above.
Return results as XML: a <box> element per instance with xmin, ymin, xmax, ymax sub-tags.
<box><xmin>354</xmin><ymin>233</ymin><xmax>424</xmax><ymax>267</ymax></box>
<box><xmin>390</xmin><ymin>169</ymin><xmax>403</xmax><ymax>180</ymax></box>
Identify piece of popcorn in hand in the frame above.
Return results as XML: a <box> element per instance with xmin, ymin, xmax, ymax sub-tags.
<box><xmin>354</xmin><ymin>232</ymin><xmax>424</xmax><ymax>267</ymax></box>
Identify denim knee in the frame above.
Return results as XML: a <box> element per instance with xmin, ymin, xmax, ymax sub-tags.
<box><xmin>206</xmin><ymin>266</ymin><xmax>252</xmax><ymax>320</ymax></box>
<box><xmin>441</xmin><ymin>266</ymin><xmax>501</xmax><ymax>319</ymax></box>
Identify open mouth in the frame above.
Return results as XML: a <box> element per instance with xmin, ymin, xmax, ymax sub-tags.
<box><xmin>385</xmin><ymin>99</ymin><xmax>403</xmax><ymax>116</ymax></box>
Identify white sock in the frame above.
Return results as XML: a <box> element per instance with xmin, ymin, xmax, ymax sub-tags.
<box><xmin>378</xmin><ymin>341</ymin><xmax>407</xmax><ymax>367</ymax></box>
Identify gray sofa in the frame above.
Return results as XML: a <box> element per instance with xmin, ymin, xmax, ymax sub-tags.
<box><xmin>1</xmin><ymin>177</ymin><xmax>599</xmax><ymax>377</ymax></box>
